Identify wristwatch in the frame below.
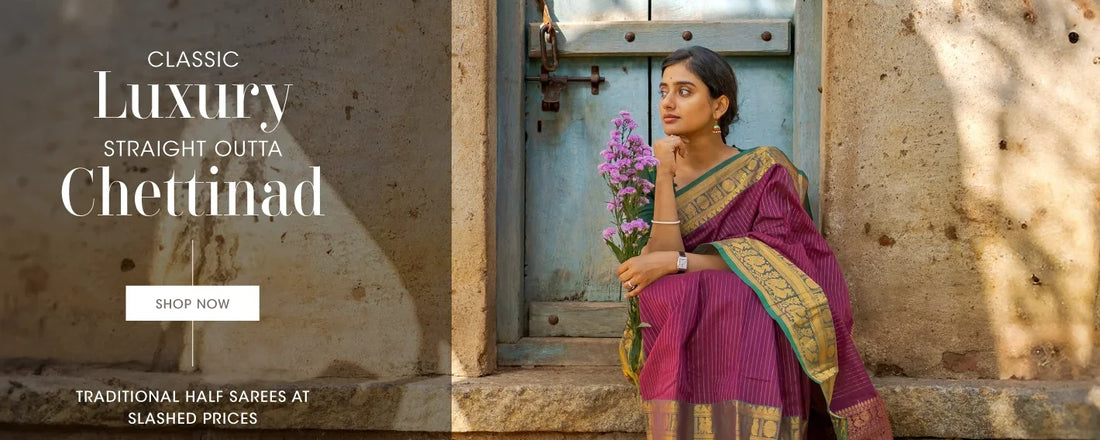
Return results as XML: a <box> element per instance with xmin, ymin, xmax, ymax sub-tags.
<box><xmin>676</xmin><ymin>251</ymin><xmax>688</xmax><ymax>274</ymax></box>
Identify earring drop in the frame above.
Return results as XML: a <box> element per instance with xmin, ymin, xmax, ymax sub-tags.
<box><xmin>712</xmin><ymin>124</ymin><xmax>721</xmax><ymax>134</ymax></box>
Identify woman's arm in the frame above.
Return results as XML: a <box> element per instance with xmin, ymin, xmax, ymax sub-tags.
<box><xmin>641</xmin><ymin>170</ymin><xmax>684</xmax><ymax>254</ymax></box>
<box><xmin>640</xmin><ymin>136</ymin><xmax>687</xmax><ymax>255</ymax></box>
<box><xmin>617</xmin><ymin>249</ymin><xmax>730</xmax><ymax>298</ymax></box>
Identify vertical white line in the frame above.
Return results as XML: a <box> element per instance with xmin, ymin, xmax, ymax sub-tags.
<box><xmin>191</xmin><ymin>239</ymin><xmax>195</xmax><ymax>368</ymax></box>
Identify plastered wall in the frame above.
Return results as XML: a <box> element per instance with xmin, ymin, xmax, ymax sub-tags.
<box><xmin>822</xmin><ymin>0</ymin><xmax>1099</xmax><ymax>380</ymax></box>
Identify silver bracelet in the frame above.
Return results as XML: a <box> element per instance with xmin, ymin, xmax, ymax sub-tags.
<box><xmin>651</xmin><ymin>219</ymin><xmax>681</xmax><ymax>225</ymax></box>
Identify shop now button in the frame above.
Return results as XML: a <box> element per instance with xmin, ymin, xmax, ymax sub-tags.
<box><xmin>126</xmin><ymin>286</ymin><xmax>259</xmax><ymax>321</ymax></box>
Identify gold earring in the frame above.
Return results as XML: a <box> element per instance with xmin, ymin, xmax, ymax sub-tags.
<box><xmin>712</xmin><ymin>123</ymin><xmax>721</xmax><ymax>135</ymax></box>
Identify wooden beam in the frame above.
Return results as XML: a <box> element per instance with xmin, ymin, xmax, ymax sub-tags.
<box><xmin>527</xmin><ymin>20</ymin><xmax>791</xmax><ymax>58</ymax></box>
<box><xmin>793</xmin><ymin>0</ymin><xmax>824</xmax><ymax>226</ymax></box>
<box><xmin>498</xmin><ymin>337</ymin><xmax>620</xmax><ymax>366</ymax></box>
<box><xmin>529</xmin><ymin>301</ymin><xmax>627</xmax><ymax>337</ymax></box>
<box><xmin>494</xmin><ymin>0</ymin><xmax>525</xmax><ymax>344</ymax></box>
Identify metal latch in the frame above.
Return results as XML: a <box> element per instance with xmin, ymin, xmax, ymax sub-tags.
<box><xmin>527</xmin><ymin>66</ymin><xmax>605</xmax><ymax>112</ymax></box>
<box><xmin>526</xmin><ymin>3</ymin><xmax>605</xmax><ymax>112</ymax></box>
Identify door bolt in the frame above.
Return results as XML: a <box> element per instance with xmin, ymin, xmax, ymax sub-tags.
<box><xmin>548</xmin><ymin>315</ymin><xmax>559</xmax><ymax>325</ymax></box>
<box><xmin>761</xmin><ymin>31</ymin><xmax>773</xmax><ymax>42</ymax></box>
<box><xmin>625</xmin><ymin>31</ymin><xmax>636</xmax><ymax>42</ymax></box>
<box><xmin>682</xmin><ymin>31</ymin><xmax>693</xmax><ymax>41</ymax></box>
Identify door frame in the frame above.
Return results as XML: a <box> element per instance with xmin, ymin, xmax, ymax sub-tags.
<box><xmin>495</xmin><ymin>0</ymin><xmax>823</xmax><ymax>346</ymax></box>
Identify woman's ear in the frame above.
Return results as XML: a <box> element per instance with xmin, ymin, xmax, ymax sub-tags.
<box><xmin>712</xmin><ymin>95</ymin><xmax>729</xmax><ymax>120</ymax></box>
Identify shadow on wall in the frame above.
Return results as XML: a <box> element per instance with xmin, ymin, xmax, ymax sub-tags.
<box><xmin>0</xmin><ymin>0</ymin><xmax>452</xmax><ymax>395</ymax></box>
<box><xmin>916</xmin><ymin>0</ymin><xmax>1098</xmax><ymax>381</ymax></box>
<box><xmin>824</xmin><ymin>0</ymin><xmax>1099</xmax><ymax>435</ymax></box>
<box><xmin>825</xmin><ymin>0</ymin><xmax>1097</xmax><ymax>382</ymax></box>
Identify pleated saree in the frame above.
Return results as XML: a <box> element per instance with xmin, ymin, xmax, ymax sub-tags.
<box><xmin>633</xmin><ymin>146</ymin><xmax>893</xmax><ymax>439</ymax></box>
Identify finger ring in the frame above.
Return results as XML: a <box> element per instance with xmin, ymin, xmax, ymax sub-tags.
<box><xmin>625</xmin><ymin>281</ymin><xmax>635</xmax><ymax>291</ymax></box>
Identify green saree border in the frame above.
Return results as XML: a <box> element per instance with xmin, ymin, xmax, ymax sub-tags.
<box><xmin>673</xmin><ymin>146</ymin><xmax>758</xmax><ymax>197</ymax></box>
<box><xmin>675</xmin><ymin>147</ymin><xmax>809</xmax><ymax>235</ymax></box>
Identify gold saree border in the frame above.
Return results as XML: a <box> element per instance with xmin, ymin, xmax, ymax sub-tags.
<box><xmin>701</xmin><ymin>238</ymin><xmax>849</xmax><ymax>438</ymax></box>
<box><xmin>643</xmin><ymin>399</ymin><xmax>805</xmax><ymax>440</ymax></box>
<box><xmin>676</xmin><ymin>147</ymin><xmax>809</xmax><ymax>235</ymax></box>
<box><xmin>834</xmin><ymin>396</ymin><xmax>893</xmax><ymax>439</ymax></box>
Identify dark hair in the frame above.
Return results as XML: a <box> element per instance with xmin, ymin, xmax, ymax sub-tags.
<box><xmin>661</xmin><ymin>46</ymin><xmax>739</xmax><ymax>142</ymax></box>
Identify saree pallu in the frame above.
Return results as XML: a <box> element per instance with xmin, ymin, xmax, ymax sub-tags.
<box><xmin>634</xmin><ymin>147</ymin><xmax>892</xmax><ymax>439</ymax></box>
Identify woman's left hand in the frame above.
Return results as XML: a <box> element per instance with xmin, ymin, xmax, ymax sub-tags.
<box><xmin>617</xmin><ymin>251</ymin><xmax>677</xmax><ymax>298</ymax></box>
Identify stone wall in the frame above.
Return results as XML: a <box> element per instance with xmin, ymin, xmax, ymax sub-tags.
<box><xmin>0</xmin><ymin>0</ymin><xmax>452</xmax><ymax>381</ymax></box>
<box><xmin>822</xmin><ymin>0</ymin><xmax>1099</xmax><ymax>381</ymax></box>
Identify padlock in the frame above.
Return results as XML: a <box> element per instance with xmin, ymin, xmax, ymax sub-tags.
<box><xmin>541</xmin><ymin>77</ymin><xmax>567</xmax><ymax>112</ymax></box>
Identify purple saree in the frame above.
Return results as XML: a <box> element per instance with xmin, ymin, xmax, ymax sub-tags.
<box><xmin>634</xmin><ymin>147</ymin><xmax>892</xmax><ymax>439</ymax></box>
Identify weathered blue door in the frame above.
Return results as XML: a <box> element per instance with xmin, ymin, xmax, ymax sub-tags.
<box><xmin>499</xmin><ymin>0</ymin><xmax>820</xmax><ymax>363</ymax></box>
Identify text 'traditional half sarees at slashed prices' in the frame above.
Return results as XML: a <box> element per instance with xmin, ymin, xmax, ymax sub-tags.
<box><xmin>631</xmin><ymin>146</ymin><xmax>893</xmax><ymax>439</ymax></box>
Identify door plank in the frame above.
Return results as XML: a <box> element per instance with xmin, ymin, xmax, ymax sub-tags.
<box><xmin>497</xmin><ymin>0</ymin><xmax>526</xmax><ymax>343</ymax></box>
<box><xmin>527</xmin><ymin>20</ymin><xmax>792</xmax><ymax>57</ymax></box>
<box><xmin>498</xmin><ymin>337</ymin><xmax>620</xmax><ymax>366</ymax></box>
<box><xmin>524</xmin><ymin>55</ymin><xmax>649</xmax><ymax>303</ymax></box>
<box><xmin>793</xmin><ymin>0</ymin><xmax>824</xmax><ymax>223</ymax></box>
<box><xmin>529</xmin><ymin>301</ymin><xmax>628</xmax><ymax>337</ymax></box>
<box><xmin>652</xmin><ymin>1</ymin><xmax>796</xmax><ymax>20</ymax></box>
<box><xmin>524</xmin><ymin>1</ymin><xmax>649</xmax><ymax>303</ymax></box>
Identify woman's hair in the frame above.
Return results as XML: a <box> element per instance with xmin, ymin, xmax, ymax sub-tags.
<box><xmin>661</xmin><ymin>46</ymin><xmax>739</xmax><ymax>142</ymax></box>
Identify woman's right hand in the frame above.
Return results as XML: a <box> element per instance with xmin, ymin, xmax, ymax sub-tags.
<box><xmin>653</xmin><ymin>135</ymin><xmax>687</xmax><ymax>178</ymax></box>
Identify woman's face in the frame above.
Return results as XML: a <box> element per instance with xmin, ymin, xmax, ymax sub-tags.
<box><xmin>658</xmin><ymin>61</ymin><xmax>723</xmax><ymax>137</ymax></box>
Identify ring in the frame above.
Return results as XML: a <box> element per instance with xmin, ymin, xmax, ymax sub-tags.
<box><xmin>625</xmin><ymin>281</ymin><xmax>635</xmax><ymax>291</ymax></box>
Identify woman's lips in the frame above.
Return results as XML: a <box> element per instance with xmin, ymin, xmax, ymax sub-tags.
<box><xmin>662</xmin><ymin>115</ymin><xmax>680</xmax><ymax>123</ymax></box>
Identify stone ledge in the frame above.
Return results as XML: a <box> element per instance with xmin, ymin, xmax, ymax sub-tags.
<box><xmin>2</xmin><ymin>365</ymin><xmax>1098</xmax><ymax>438</ymax></box>
<box><xmin>457</xmin><ymin>368</ymin><xmax>1100</xmax><ymax>438</ymax></box>
<box><xmin>876</xmin><ymin>376</ymin><xmax>1100</xmax><ymax>439</ymax></box>
<box><xmin>0</xmin><ymin>364</ymin><xmax>451</xmax><ymax>432</ymax></box>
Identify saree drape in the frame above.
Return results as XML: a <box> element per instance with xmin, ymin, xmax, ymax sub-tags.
<box><xmin>632</xmin><ymin>146</ymin><xmax>892</xmax><ymax>439</ymax></box>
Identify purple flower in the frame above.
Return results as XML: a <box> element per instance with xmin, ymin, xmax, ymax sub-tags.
<box><xmin>602</xmin><ymin>227</ymin><xmax>616</xmax><ymax>240</ymax></box>
<box><xmin>619</xmin><ymin>218</ymin><xmax>649</xmax><ymax>236</ymax></box>
<box><xmin>606</xmin><ymin>197</ymin><xmax>622</xmax><ymax>212</ymax></box>
<box><xmin>618</xmin><ymin>187</ymin><xmax>636</xmax><ymax>196</ymax></box>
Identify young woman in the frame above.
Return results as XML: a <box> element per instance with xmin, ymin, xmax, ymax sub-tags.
<box><xmin>616</xmin><ymin>46</ymin><xmax>893</xmax><ymax>439</ymax></box>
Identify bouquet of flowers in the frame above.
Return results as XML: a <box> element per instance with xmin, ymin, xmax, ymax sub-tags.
<box><xmin>598</xmin><ymin>110</ymin><xmax>658</xmax><ymax>387</ymax></box>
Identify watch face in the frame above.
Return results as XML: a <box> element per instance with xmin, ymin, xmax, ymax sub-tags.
<box><xmin>677</xmin><ymin>255</ymin><xmax>688</xmax><ymax>271</ymax></box>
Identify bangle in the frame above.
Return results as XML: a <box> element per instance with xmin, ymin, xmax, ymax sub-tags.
<box><xmin>651</xmin><ymin>219</ymin><xmax>680</xmax><ymax>225</ymax></box>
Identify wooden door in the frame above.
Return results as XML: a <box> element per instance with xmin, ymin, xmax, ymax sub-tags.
<box><xmin>498</xmin><ymin>0</ymin><xmax>821</xmax><ymax>365</ymax></box>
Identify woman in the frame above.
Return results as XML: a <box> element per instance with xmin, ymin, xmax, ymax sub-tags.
<box><xmin>616</xmin><ymin>46</ymin><xmax>893</xmax><ymax>439</ymax></box>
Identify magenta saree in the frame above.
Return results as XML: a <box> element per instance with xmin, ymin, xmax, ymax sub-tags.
<box><xmin>634</xmin><ymin>147</ymin><xmax>892</xmax><ymax>439</ymax></box>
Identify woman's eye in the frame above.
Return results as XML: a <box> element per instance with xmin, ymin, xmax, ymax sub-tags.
<box><xmin>658</xmin><ymin>90</ymin><xmax>668</xmax><ymax>98</ymax></box>
<box><xmin>678</xmin><ymin>88</ymin><xmax>690</xmax><ymax>97</ymax></box>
